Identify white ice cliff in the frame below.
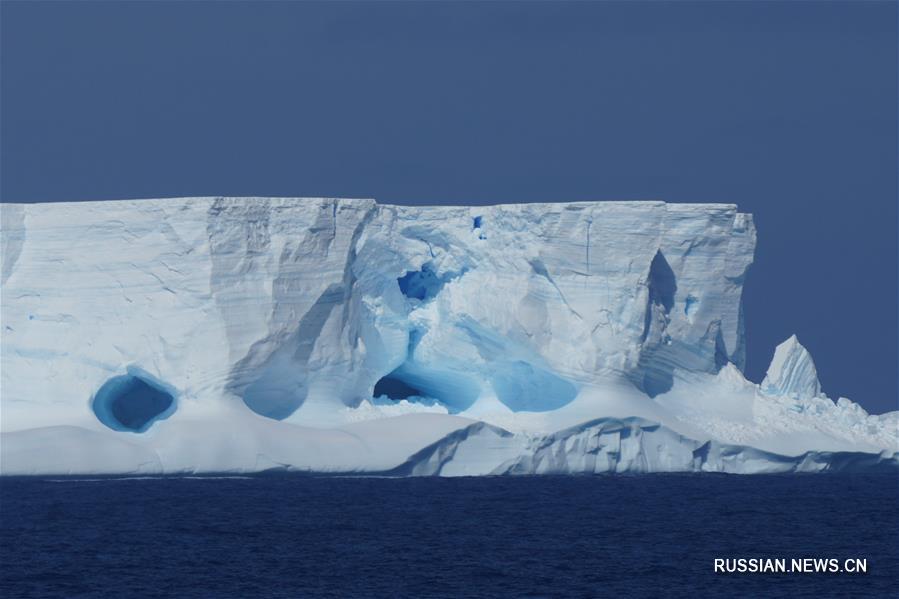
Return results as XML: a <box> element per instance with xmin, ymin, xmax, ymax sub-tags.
<box><xmin>0</xmin><ymin>197</ymin><xmax>896</xmax><ymax>475</ymax></box>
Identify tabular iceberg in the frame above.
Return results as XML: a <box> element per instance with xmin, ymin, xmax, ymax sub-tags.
<box><xmin>1</xmin><ymin>197</ymin><xmax>896</xmax><ymax>475</ymax></box>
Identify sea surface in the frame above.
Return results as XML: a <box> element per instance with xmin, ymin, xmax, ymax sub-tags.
<box><xmin>1</xmin><ymin>474</ymin><xmax>897</xmax><ymax>598</ymax></box>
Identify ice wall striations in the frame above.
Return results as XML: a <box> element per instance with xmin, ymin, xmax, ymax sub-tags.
<box><xmin>2</xmin><ymin>198</ymin><xmax>752</xmax><ymax>420</ymax></box>
<box><xmin>1</xmin><ymin>197</ymin><xmax>894</xmax><ymax>475</ymax></box>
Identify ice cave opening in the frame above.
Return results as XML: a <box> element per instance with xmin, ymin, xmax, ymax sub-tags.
<box><xmin>397</xmin><ymin>263</ymin><xmax>452</xmax><ymax>302</ymax></box>
<box><xmin>373</xmin><ymin>374</ymin><xmax>427</xmax><ymax>400</ymax></box>
<box><xmin>647</xmin><ymin>250</ymin><xmax>676</xmax><ymax>314</ymax></box>
<box><xmin>636</xmin><ymin>251</ymin><xmax>678</xmax><ymax>397</ymax></box>
<box><xmin>91</xmin><ymin>373</ymin><xmax>175</xmax><ymax>432</ymax></box>
<box><xmin>372</xmin><ymin>362</ymin><xmax>481</xmax><ymax>411</ymax></box>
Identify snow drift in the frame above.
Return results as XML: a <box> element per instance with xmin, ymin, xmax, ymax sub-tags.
<box><xmin>1</xmin><ymin>197</ymin><xmax>896</xmax><ymax>475</ymax></box>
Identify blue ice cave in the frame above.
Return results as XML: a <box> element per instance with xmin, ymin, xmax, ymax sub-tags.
<box><xmin>92</xmin><ymin>372</ymin><xmax>176</xmax><ymax>432</ymax></box>
<box><xmin>397</xmin><ymin>263</ymin><xmax>453</xmax><ymax>302</ymax></box>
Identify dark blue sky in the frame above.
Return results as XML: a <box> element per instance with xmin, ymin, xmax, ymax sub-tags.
<box><xmin>2</xmin><ymin>1</ymin><xmax>896</xmax><ymax>413</ymax></box>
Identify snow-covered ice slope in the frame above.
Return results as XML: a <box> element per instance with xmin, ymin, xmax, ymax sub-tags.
<box><xmin>1</xmin><ymin>198</ymin><xmax>896</xmax><ymax>475</ymax></box>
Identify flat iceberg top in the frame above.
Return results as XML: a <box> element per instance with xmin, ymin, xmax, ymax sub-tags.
<box><xmin>1</xmin><ymin>196</ymin><xmax>743</xmax><ymax>212</ymax></box>
<box><xmin>1</xmin><ymin>196</ymin><xmax>895</xmax><ymax>476</ymax></box>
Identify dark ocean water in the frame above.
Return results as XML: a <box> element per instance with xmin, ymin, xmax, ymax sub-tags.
<box><xmin>1</xmin><ymin>474</ymin><xmax>897</xmax><ymax>598</ymax></box>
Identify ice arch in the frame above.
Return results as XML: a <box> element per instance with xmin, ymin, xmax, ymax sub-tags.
<box><xmin>372</xmin><ymin>357</ymin><xmax>481</xmax><ymax>412</ymax></box>
<box><xmin>92</xmin><ymin>370</ymin><xmax>176</xmax><ymax>432</ymax></box>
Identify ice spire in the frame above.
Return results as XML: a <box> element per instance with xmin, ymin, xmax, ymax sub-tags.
<box><xmin>761</xmin><ymin>334</ymin><xmax>822</xmax><ymax>399</ymax></box>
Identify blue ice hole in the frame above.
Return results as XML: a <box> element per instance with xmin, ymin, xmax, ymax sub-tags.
<box><xmin>684</xmin><ymin>295</ymin><xmax>699</xmax><ymax>318</ymax></box>
<box><xmin>397</xmin><ymin>263</ymin><xmax>448</xmax><ymax>302</ymax></box>
<box><xmin>92</xmin><ymin>369</ymin><xmax>176</xmax><ymax>433</ymax></box>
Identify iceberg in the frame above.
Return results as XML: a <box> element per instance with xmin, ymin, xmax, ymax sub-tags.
<box><xmin>1</xmin><ymin>197</ymin><xmax>896</xmax><ymax>475</ymax></box>
<box><xmin>761</xmin><ymin>334</ymin><xmax>821</xmax><ymax>399</ymax></box>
